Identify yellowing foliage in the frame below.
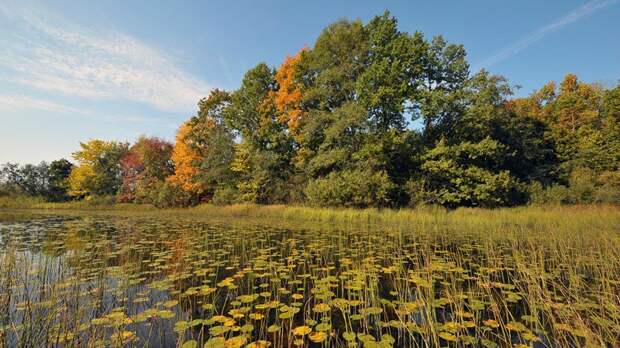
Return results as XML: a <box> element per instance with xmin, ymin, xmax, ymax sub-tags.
<box><xmin>506</xmin><ymin>81</ymin><xmax>556</xmax><ymax>122</ymax></box>
<box><xmin>555</xmin><ymin>74</ymin><xmax>601</xmax><ymax>133</ymax></box>
<box><xmin>67</xmin><ymin>139</ymin><xmax>128</xmax><ymax>198</ymax></box>
<box><xmin>230</xmin><ymin>141</ymin><xmax>258</xmax><ymax>203</ymax></box>
<box><xmin>168</xmin><ymin>122</ymin><xmax>203</xmax><ymax>193</ymax></box>
<box><xmin>67</xmin><ymin>164</ymin><xmax>95</xmax><ymax>197</ymax></box>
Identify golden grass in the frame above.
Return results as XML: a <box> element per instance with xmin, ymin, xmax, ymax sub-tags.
<box><xmin>2</xmin><ymin>194</ymin><xmax>620</xmax><ymax>234</ymax></box>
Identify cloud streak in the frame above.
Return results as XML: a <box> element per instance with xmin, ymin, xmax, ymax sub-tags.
<box><xmin>474</xmin><ymin>0</ymin><xmax>618</xmax><ymax>70</ymax></box>
<box><xmin>0</xmin><ymin>3</ymin><xmax>211</xmax><ymax>113</ymax></box>
<box><xmin>0</xmin><ymin>94</ymin><xmax>84</xmax><ymax>114</ymax></box>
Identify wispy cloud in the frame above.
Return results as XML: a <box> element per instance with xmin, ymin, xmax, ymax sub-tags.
<box><xmin>0</xmin><ymin>94</ymin><xmax>83</xmax><ymax>114</ymax></box>
<box><xmin>0</xmin><ymin>2</ymin><xmax>211</xmax><ymax>112</ymax></box>
<box><xmin>474</xmin><ymin>0</ymin><xmax>618</xmax><ymax>70</ymax></box>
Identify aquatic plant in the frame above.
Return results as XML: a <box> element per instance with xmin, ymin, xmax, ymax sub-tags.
<box><xmin>0</xmin><ymin>206</ymin><xmax>618</xmax><ymax>347</ymax></box>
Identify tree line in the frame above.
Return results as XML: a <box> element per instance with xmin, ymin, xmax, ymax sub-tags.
<box><xmin>2</xmin><ymin>12</ymin><xmax>619</xmax><ymax>208</ymax></box>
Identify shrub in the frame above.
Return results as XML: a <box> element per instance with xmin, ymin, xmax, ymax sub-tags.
<box><xmin>568</xmin><ymin>167</ymin><xmax>597</xmax><ymax>203</ymax></box>
<box><xmin>148</xmin><ymin>181</ymin><xmax>193</xmax><ymax>208</ymax></box>
<box><xmin>404</xmin><ymin>178</ymin><xmax>429</xmax><ymax>207</ymax></box>
<box><xmin>212</xmin><ymin>185</ymin><xmax>240</xmax><ymax>206</ymax></box>
<box><xmin>594</xmin><ymin>170</ymin><xmax>620</xmax><ymax>204</ymax></box>
<box><xmin>528</xmin><ymin>182</ymin><xmax>571</xmax><ymax>205</ymax></box>
<box><xmin>420</xmin><ymin>138</ymin><xmax>527</xmax><ymax>208</ymax></box>
<box><xmin>304</xmin><ymin>169</ymin><xmax>396</xmax><ymax>208</ymax></box>
<box><xmin>84</xmin><ymin>195</ymin><xmax>117</xmax><ymax>205</ymax></box>
<box><xmin>529</xmin><ymin>168</ymin><xmax>620</xmax><ymax>205</ymax></box>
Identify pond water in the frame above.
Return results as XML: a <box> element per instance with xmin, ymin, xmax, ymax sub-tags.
<box><xmin>0</xmin><ymin>213</ymin><xmax>616</xmax><ymax>347</ymax></box>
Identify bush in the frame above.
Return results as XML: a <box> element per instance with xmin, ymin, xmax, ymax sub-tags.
<box><xmin>594</xmin><ymin>170</ymin><xmax>620</xmax><ymax>204</ymax></box>
<box><xmin>147</xmin><ymin>181</ymin><xmax>193</xmax><ymax>208</ymax></box>
<box><xmin>84</xmin><ymin>195</ymin><xmax>117</xmax><ymax>205</ymax></box>
<box><xmin>0</xmin><ymin>195</ymin><xmax>45</xmax><ymax>208</ymax></box>
<box><xmin>420</xmin><ymin>138</ymin><xmax>528</xmax><ymax>208</ymax></box>
<box><xmin>404</xmin><ymin>179</ymin><xmax>429</xmax><ymax>207</ymax></box>
<box><xmin>304</xmin><ymin>169</ymin><xmax>396</xmax><ymax>208</ymax></box>
<box><xmin>568</xmin><ymin>167</ymin><xmax>597</xmax><ymax>203</ymax></box>
<box><xmin>529</xmin><ymin>168</ymin><xmax>620</xmax><ymax>205</ymax></box>
<box><xmin>212</xmin><ymin>185</ymin><xmax>240</xmax><ymax>206</ymax></box>
<box><xmin>527</xmin><ymin>182</ymin><xmax>571</xmax><ymax>205</ymax></box>
<box><xmin>546</xmin><ymin>185</ymin><xmax>572</xmax><ymax>204</ymax></box>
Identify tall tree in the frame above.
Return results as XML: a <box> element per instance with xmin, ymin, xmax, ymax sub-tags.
<box><xmin>297</xmin><ymin>19</ymin><xmax>368</xmax><ymax>111</ymax></box>
<box><xmin>168</xmin><ymin>122</ymin><xmax>203</xmax><ymax>197</ymax></box>
<box><xmin>47</xmin><ymin>159</ymin><xmax>73</xmax><ymax>201</ymax></box>
<box><xmin>0</xmin><ymin>162</ymin><xmax>50</xmax><ymax>197</ymax></box>
<box><xmin>68</xmin><ymin>140</ymin><xmax>129</xmax><ymax>198</ymax></box>
<box><xmin>189</xmin><ymin>89</ymin><xmax>236</xmax><ymax>193</ymax></box>
<box><xmin>220</xmin><ymin>61</ymin><xmax>299</xmax><ymax>204</ymax></box>
<box><xmin>273</xmin><ymin>50</ymin><xmax>306</xmax><ymax>136</ymax></box>
<box><xmin>417</xmin><ymin>36</ymin><xmax>469</xmax><ymax>143</ymax></box>
<box><xmin>119</xmin><ymin>137</ymin><xmax>173</xmax><ymax>202</ymax></box>
<box><xmin>168</xmin><ymin>90</ymin><xmax>238</xmax><ymax>203</ymax></box>
<box><xmin>456</xmin><ymin>71</ymin><xmax>559</xmax><ymax>184</ymax></box>
<box><xmin>554</xmin><ymin>74</ymin><xmax>601</xmax><ymax>133</ymax></box>
<box><xmin>224</xmin><ymin>64</ymin><xmax>276</xmax><ymax>142</ymax></box>
<box><xmin>295</xmin><ymin>18</ymin><xmax>370</xmax><ymax>175</ymax></box>
<box><xmin>357</xmin><ymin>11</ymin><xmax>425</xmax><ymax>131</ymax></box>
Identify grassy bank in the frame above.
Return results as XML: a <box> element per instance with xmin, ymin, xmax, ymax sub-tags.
<box><xmin>2</xmin><ymin>195</ymin><xmax>619</xmax><ymax>235</ymax></box>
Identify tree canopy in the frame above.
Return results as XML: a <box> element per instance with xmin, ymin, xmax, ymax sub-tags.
<box><xmin>3</xmin><ymin>12</ymin><xmax>619</xmax><ymax>208</ymax></box>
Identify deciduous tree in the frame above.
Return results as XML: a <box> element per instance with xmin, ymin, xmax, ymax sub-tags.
<box><xmin>68</xmin><ymin>139</ymin><xmax>129</xmax><ymax>198</ymax></box>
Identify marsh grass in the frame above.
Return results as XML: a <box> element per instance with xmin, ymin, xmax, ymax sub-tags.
<box><xmin>0</xmin><ymin>204</ymin><xmax>618</xmax><ymax>347</ymax></box>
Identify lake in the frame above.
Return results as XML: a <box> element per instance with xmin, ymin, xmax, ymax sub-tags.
<box><xmin>0</xmin><ymin>211</ymin><xmax>618</xmax><ymax>347</ymax></box>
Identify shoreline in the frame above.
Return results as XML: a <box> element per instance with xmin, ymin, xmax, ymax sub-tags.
<box><xmin>2</xmin><ymin>200</ymin><xmax>619</xmax><ymax>234</ymax></box>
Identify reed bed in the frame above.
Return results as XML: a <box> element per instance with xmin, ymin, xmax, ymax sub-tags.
<box><xmin>0</xmin><ymin>205</ymin><xmax>618</xmax><ymax>347</ymax></box>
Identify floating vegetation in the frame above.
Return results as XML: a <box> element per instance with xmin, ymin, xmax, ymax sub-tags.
<box><xmin>0</xmin><ymin>210</ymin><xmax>619</xmax><ymax>347</ymax></box>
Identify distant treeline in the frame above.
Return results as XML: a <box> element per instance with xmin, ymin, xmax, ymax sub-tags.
<box><xmin>2</xmin><ymin>12</ymin><xmax>619</xmax><ymax>208</ymax></box>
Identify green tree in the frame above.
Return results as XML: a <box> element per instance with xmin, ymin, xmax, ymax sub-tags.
<box><xmin>294</xmin><ymin>13</ymin><xmax>472</xmax><ymax>207</ymax></box>
<box><xmin>356</xmin><ymin>11</ymin><xmax>425</xmax><ymax>131</ymax></box>
<box><xmin>297</xmin><ymin>19</ymin><xmax>368</xmax><ymax>112</ymax></box>
<box><xmin>0</xmin><ymin>162</ymin><xmax>50</xmax><ymax>197</ymax></box>
<box><xmin>189</xmin><ymin>89</ymin><xmax>236</xmax><ymax>192</ymax></box>
<box><xmin>456</xmin><ymin>71</ymin><xmax>559</xmax><ymax>185</ymax></box>
<box><xmin>47</xmin><ymin>159</ymin><xmax>73</xmax><ymax>201</ymax></box>
<box><xmin>224</xmin><ymin>64</ymin><xmax>276</xmax><ymax>142</ymax></box>
<box><xmin>223</xmin><ymin>63</ymin><xmax>297</xmax><ymax>204</ymax></box>
<box><xmin>418</xmin><ymin>138</ymin><xmax>524</xmax><ymax>207</ymax></box>
<box><xmin>295</xmin><ymin>17</ymin><xmax>388</xmax><ymax>205</ymax></box>
<box><xmin>416</xmin><ymin>36</ymin><xmax>469</xmax><ymax>143</ymax></box>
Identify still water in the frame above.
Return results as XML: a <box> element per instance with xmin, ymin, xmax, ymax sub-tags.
<box><xmin>0</xmin><ymin>213</ymin><xmax>615</xmax><ymax>347</ymax></box>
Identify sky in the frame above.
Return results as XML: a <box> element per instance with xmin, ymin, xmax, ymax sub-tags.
<box><xmin>1</xmin><ymin>0</ymin><xmax>619</xmax><ymax>164</ymax></box>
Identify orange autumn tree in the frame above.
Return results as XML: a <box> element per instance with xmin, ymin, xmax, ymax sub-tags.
<box><xmin>167</xmin><ymin>122</ymin><xmax>203</xmax><ymax>195</ymax></box>
<box><xmin>506</xmin><ymin>81</ymin><xmax>556</xmax><ymax>122</ymax></box>
<box><xmin>273</xmin><ymin>49</ymin><xmax>306</xmax><ymax>137</ymax></box>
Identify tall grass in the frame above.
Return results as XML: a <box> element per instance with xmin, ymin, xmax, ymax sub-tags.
<box><xmin>3</xmin><ymin>197</ymin><xmax>620</xmax><ymax>234</ymax></box>
<box><xmin>0</xmin><ymin>204</ymin><xmax>619</xmax><ymax>346</ymax></box>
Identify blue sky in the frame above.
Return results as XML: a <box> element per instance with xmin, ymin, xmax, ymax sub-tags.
<box><xmin>1</xmin><ymin>0</ymin><xmax>619</xmax><ymax>164</ymax></box>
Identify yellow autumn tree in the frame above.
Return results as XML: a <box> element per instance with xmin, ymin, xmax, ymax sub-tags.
<box><xmin>167</xmin><ymin>122</ymin><xmax>203</xmax><ymax>194</ymax></box>
<box><xmin>67</xmin><ymin>139</ymin><xmax>128</xmax><ymax>198</ymax></box>
<box><xmin>67</xmin><ymin>164</ymin><xmax>95</xmax><ymax>197</ymax></box>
